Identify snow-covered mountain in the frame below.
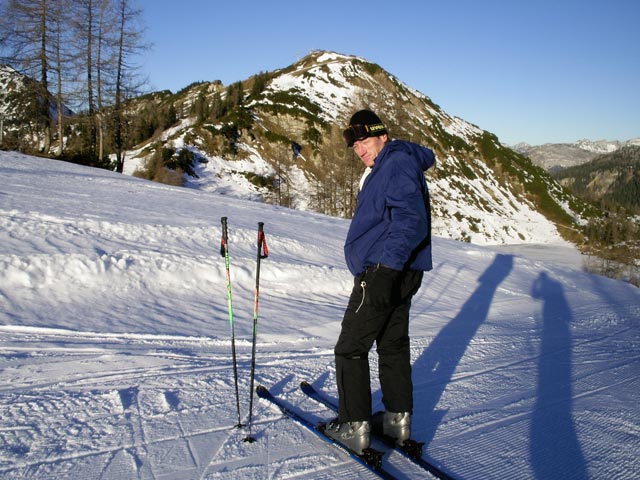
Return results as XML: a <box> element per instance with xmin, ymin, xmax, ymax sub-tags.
<box><xmin>118</xmin><ymin>50</ymin><xmax>592</xmax><ymax>249</ymax></box>
<box><xmin>1</xmin><ymin>150</ymin><xmax>638</xmax><ymax>479</ymax></box>
<box><xmin>0</xmin><ymin>63</ymin><xmax>74</xmax><ymax>138</ymax></box>
<box><xmin>0</xmin><ymin>64</ymin><xmax>27</xmax><ymax>121</ymax></box>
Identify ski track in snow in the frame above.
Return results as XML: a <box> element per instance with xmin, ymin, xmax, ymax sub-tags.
<box><xmin>1</xmin><ymin>152</ymin><xmax>639</xmax><ymax>479</ymax></box>
<box><xmin>0</xmin><ymin>329</ymin><xmax>373</xmax><ymax>479</ymax></box>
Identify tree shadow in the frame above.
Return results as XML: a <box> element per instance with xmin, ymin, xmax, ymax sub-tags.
<box><xmin>412</xmin><ymin>253</ymin><xmax>514</xmax><ymax>446</ymax></box>
<box><xmin>530</xmin><ymin>272</ymin><xmax>587</xmax><ymax>479</ymax></box>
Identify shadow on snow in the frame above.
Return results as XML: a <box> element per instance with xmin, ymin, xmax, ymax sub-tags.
<box><xmin>530</xmin><ymin>272</ymin><xmax>587</xmax><ymax>479</ymax></box>
<box><xmin>411</xmin><ymin>253</ymin><xmax>514</xmax><ymax>446</ymax></box>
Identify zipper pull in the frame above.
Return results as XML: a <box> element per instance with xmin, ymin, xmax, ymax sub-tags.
<box><xmin>355</xmin><ymin>280</ymin><xmax>367</xmax><ymax>313</ymax></box>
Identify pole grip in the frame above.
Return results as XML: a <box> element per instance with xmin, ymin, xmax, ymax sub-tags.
<box><xmin>221</xmin><ymin>217</ymin><xmax>229</xmax><ymax>240</ymax></box>
<box><xmin>220</xmin><ymin>217</ymin><xmax>228</xmax><ymax>257</ymax></box>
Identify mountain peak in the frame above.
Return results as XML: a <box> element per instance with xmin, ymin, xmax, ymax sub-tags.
<box><xmin>117</xmin><ymin>50</ymin><xmax>592</xmax><ymax>247</ymax></box>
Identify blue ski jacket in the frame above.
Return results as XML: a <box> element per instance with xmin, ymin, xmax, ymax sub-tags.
<box><xmin>344</xmin><ymin>140</ymin><xmax>435</xmax><ymax>276</ymax></box>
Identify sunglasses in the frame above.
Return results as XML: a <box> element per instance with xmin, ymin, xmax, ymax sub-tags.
<box><xmin>342</xmin><ymin>123</ymin><xmax>386</xmax><ymax>147</ymax></box>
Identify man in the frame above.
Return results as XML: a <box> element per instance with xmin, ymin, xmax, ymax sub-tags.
<box><xmin>324</xmin><ymin>109</ymin><xmax>435</xmax><ymax>455</ymax></box>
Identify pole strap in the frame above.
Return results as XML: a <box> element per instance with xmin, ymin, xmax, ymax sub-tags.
<box><xmin>258</xmin><ymin>226</ymin><xmax>269</xmax><ymax>259</ymax></box>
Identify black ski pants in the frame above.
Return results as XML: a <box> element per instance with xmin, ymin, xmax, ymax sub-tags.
<box><xmin>334</xmin><ymin>268</ymin><xmax>423</xmax><ymax>422</ymax></box>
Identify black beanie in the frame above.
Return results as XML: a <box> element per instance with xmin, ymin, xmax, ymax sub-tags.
<box><xmin>348</xmin><ymin>109</ymin><xmax>387</xmax><ymax>137</ymax></box>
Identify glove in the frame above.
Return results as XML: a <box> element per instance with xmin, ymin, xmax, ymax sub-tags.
<box><xmin>365</xmin><ymin>264</ymin><xmax>402</xmax><ymax>310</ymax></box>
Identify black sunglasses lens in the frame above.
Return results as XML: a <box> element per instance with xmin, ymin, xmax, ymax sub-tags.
<box><xmin>343</xmin><ymin>125</ymin><xmax>368</xmax><ymax>147</ymax></box>
<box><xmin>343</xmin><ymin>128</ymin><xmax>355</xmax><ymax>147</ymax></box>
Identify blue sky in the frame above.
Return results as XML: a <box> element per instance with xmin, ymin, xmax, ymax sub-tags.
<box><xmin>139</xmin><ymin>0</ymin><xmax>639</xmax><ymax>145</ymax></box>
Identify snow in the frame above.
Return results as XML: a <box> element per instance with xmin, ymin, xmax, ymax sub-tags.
<box><xmin>1</xmin><ymin>151</ymin><xmax>639</xmax><ymax>479</ymax></box>
<box><xmin>429</xmin><ymin>157</ymin><xmax>572</xmax><ymax>247</ymax></box>
<box><xmin>266</xmin><ymin>55</ymin><xmax>359</xmax><ymax>124</ymax></box>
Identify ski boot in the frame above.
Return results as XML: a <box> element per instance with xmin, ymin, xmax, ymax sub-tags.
<box><xmin>385</xmin><ymin>411</ymin><xmax>411</xmax><ymax>445</ymax></box>
<box><xmin>372</xmin><ymin>411</ymin><xmax>423</xmax><ymax>458</ymax></box>
<box><xmin>372</xmin><ymin>411</ymin><xmax>411</xmax><ymax>445</ymax></box>
<box><xmin>322</xmin><ymin>418</ymin><xmax>371</xmax><ymax>456</ymax></box>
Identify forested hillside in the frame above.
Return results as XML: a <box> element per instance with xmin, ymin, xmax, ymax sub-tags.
<box><xmin>553</xmin><ymin>146</ymin><xmax>640</xmax><ymax>213</ymax></box>
<box><xmin>552</xmin><ymin>146</ymin><xmax>639</xmax><ymax>284</ymax></box>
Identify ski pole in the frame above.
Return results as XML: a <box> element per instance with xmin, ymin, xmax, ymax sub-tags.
<box><xmin>244</xmin><ymin>221</ymin><xmax>269</xmax><ymax>443</ymax></box>
<box><xmin>220</xmin><ymin>217</ymin><xmax>243</xmax><ymax>429</ymax></box>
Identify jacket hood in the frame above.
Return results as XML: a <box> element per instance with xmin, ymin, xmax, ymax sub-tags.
<box><xmin>384</xmin><ymin>140</ymin><xmax>435</xmax><ymax>172</ymax></box>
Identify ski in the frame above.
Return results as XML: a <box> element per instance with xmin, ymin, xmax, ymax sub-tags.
<box><xmin>300</xmin><ymin>381</ymin><xmax>455</xmax><ymax>480</ymax></box>
<box><xmin>256</xmin><ymin>385</ymin><xmax>398</xmax><ymax>480</ymax></box>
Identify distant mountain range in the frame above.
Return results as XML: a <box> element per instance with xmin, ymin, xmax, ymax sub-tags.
<box><xmin>511</xmin><ymin>138</ymin><xmax>640</xmax><ymax>173</ymax></box>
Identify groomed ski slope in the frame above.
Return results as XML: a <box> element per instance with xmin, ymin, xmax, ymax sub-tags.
<box><xmin>0</xmin><ymin>151</ymin><xmax>638</xmax><ymax>479</ymax></box>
